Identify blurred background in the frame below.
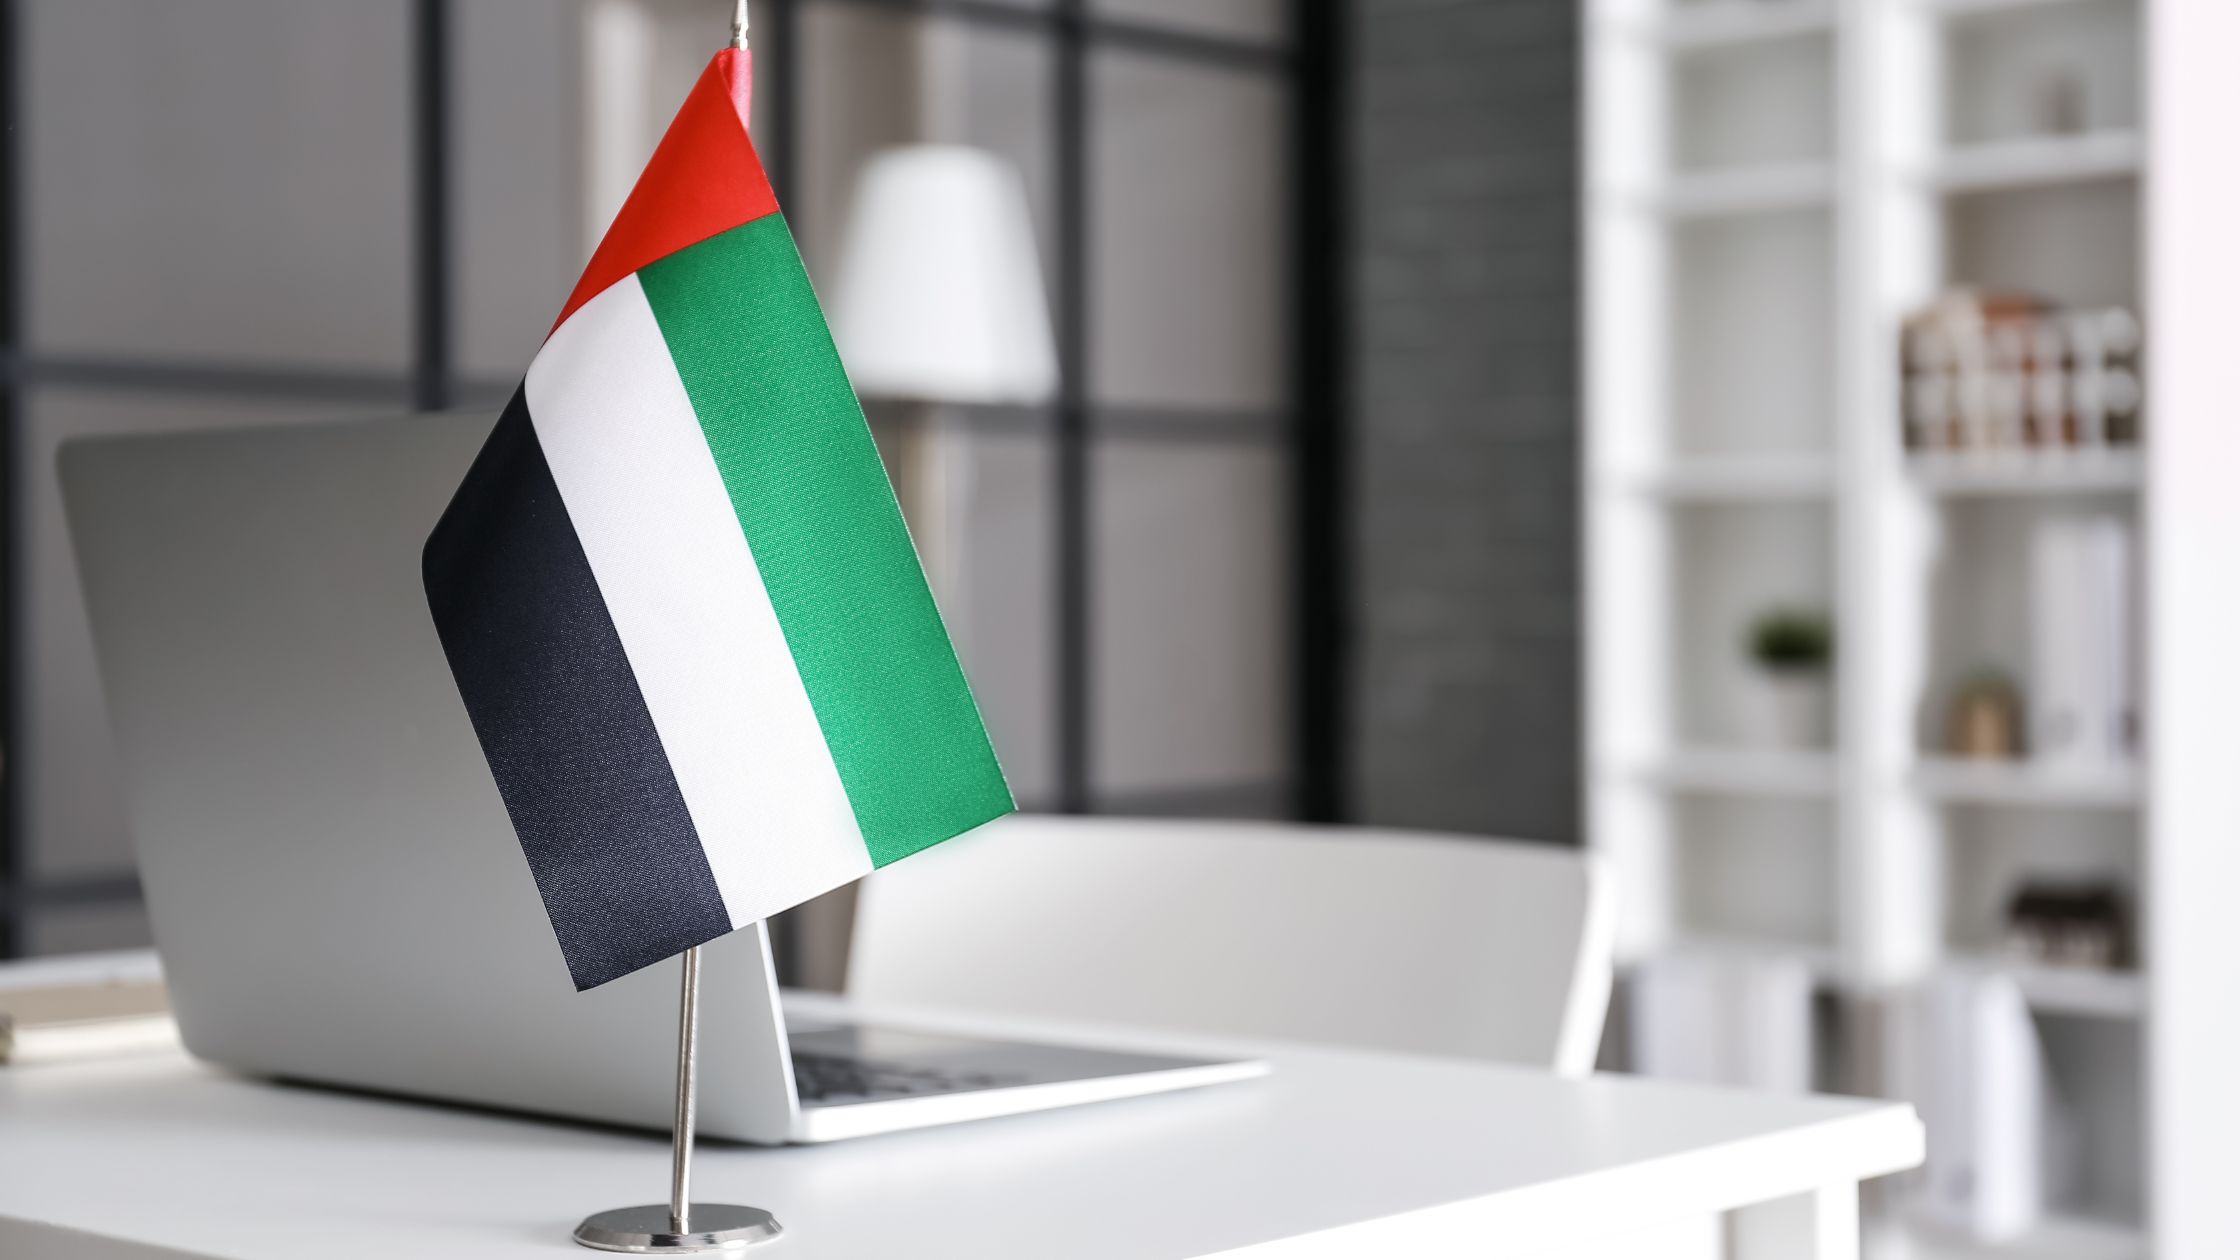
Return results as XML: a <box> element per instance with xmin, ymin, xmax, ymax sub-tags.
<box><xmin>0</xmin><ymin>0</ymin><xmax>2200</xmax><ymax>1254</ymax></box>
<box><xmin>2</xmin><ymin>0</ymin><xmax>1360</xmax><ymax>955</ymax></box>
<box><xmin>6</xmin><ymin>0</ymin><xmax>1582</xmax><ymax>972</ymax></box>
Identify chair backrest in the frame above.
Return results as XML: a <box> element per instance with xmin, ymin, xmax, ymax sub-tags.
<box><xmin>847</xmin><ymin>815</ymin><xmax>1616</xmax><ymax>1076</ymax></box>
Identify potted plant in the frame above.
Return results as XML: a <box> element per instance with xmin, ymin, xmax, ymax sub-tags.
<box><xmin>1744</xmin><ymin>608</ymin><xmax>1833</xmax><ymax>749</ymax></box>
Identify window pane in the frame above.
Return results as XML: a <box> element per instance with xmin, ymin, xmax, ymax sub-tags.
<box><xmin>797</xmin><ymin>12</ymin><xmax>1052</xmax><ymax>283</ymax></box>
<box><xmin>453</xmin><ymin>0</ymin><xmax>584</xmax><ymax>383</ymax></box>
<box><xmin>1092</xmin><ymin>0</ymin><xmax>1284</xmax><ymax>43</ymax></box>
<box><xmin>871</xmin><ymin>413</ymin><xmax>1056</xmax><ymax>808</ymax></box>
<box><xmin>797</xmin><ymin>4</ymin><xmax>925</xmax><ymax>280</ymax></box>
<box><xmin>1091</xmin><ymin>437</ymin><xmax>1287</xmax><ymax>813</ymax></box>
<box><xmin>949</xmin><ymin>26</ymin><xmax>1057</xmax><ymax>288</ymax></box>
<box><xmin>24</xmin><ymin>389</ymin><xmax>381</xmax><ymax>884</ymax></box>
<box><xmin>1090</xmin><ymin>51</ymin><xmax>1286</xmax><ymax>414</ymax></box>
<box><xmin>946</xmin><ymin>425</ymin><xmax>1057</xmax><ymax>809</ymax></box>
<box><xmin>25</xmin><ymin>0</ymin><xmax>412</xmax><ymax>370</ymax></box>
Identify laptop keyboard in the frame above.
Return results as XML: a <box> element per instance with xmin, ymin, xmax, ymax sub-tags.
<box><xmin>790</xmin><ymin>1051</ymin><xmax>1023</xmax><ymax>1104</ymax></box>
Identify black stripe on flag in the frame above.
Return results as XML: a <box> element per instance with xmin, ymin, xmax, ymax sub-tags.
<box><xmin>423</xmin><ymin>389</ymin><xmax>731</xmax><ymax>989</ymax></box>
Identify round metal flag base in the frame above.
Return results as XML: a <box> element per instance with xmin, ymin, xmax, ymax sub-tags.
<box><xmin>572</xmin><ymin>1204</ymin><xmax>783</xmax><ymax>1254</ymax></box>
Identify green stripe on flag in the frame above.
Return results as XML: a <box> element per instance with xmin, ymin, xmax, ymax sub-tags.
<box><xmin>638</xmin><ymin>215</ymin><xmax>1012</xmax><ymax>867</ymax></box>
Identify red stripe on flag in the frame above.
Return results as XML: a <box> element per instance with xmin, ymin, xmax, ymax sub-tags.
<box><xmin>553</xmin><ymin>49</ymin><xmax>776</xmax><ymax>331</ymax></box>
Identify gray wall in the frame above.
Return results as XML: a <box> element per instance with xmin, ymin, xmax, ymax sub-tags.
<box><xmin>1347</xmin><ymin>0</ymin><xmax>1581</xmax><ymax>843</ymax></box>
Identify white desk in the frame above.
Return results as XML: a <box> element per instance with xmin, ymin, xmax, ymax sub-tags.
<box><xmin>0</xmin><ymin>993</ymin><xmax>1920</xmax><ymax>1260</ymax></box>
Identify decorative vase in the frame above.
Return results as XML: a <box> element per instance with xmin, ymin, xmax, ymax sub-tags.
<box><xmin>1949</xmin><ymin>684</ymin><xmax>2022</xmax><ymax>759</ymax></box>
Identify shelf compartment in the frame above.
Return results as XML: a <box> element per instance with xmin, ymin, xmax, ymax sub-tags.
<box><xmin>1631</xmin><ymin>453</ymin><xmax>1836</xmax><ymax>502</ymax></box>
<box><xmin>1670</xmin><ymin>210</ymin><xmax>1834</xmax><ymax>453</ymax></box>
<box><xmin>1938</xmin><ymin>804</ymin><xmax>2137</xmax><ymax>982</ymax></box>
<box><xmin>1947</xmin><ymin>956</ymin><xmax>2146</xmax><ymax>1020</ymax></box>
<box><xmin>1669</xmin><ymin>793</ymin><xmax>1837</xmax><ymax>951</ymax></box>
<box><xmin>1654</xmin><ymin>1</ymin><xmax>1835</xmax><ymax>50</ymax></box>
<box><xmin>1929</xmin><ymin>131</ymin><xmax>2144</xmax><ymax>194</ymax></box>
<box><xmin>1644</xmin><ymin>747</ymin><xmax>1837</xmax><ymax>798</ymax></box>
<box><xmin>1908</xmin><ymin>449</ymin><xmax>2143</xmax><ymax>497</ymax></box>
<box><xmin>1659</xmin><ymin>163</ymin><xmax>1835</xmax><ymax>217</ymax></box>
<box><xmin>1912</xmin><ymin>756</ymin><xmax>2141</xmax><ymax>809</ymax></box>
<box><xmin>1668</xmin><ymin>499</ymin><xmax>1835</xmax><ymax>748</ymax></box>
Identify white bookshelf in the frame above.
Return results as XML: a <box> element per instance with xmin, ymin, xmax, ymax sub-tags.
<box><xmin>1585</xmin><ymin>0</ymin><xmax>2240</xmax><ymax>1254</ymax></box>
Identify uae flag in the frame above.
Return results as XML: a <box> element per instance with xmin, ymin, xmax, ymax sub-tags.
<box><xmin>423</xmin><ymin>48</ymin><xmax>1012</xmax><ymax>991</ymax></box>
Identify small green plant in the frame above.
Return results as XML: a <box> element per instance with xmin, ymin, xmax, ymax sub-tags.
<box><xmin>1750</xmin><ymin>608</ymin><xmax>1833</xmax><ymax>673</ymax></box>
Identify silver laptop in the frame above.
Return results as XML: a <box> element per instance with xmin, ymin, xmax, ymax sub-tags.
<box><xmin>59</xmin><ymin>412</ymin><xmax>1262</xmax><ymax>1144</ymax></box>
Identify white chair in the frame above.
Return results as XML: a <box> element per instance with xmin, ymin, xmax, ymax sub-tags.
<box><xmin>847</xmin><ymin>815</ymin><xmax>1616</xmax><ymax>1076</ymax></box>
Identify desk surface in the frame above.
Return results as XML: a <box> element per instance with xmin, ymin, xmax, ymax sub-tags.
<box><xmin>0</xmin><ymin>991</ymin><xmax>1922</xmax><ymax>1260</ymax></box>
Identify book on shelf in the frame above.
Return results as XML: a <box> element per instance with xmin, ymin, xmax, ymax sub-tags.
<box><xmin>2030</xmin><ymin>512</ymin><xmax>2138</xmax><ymax>767</ymax></box>
<box><xmin>1916</xmin><ymin>970</ymin><xmax>2078</xmax><ymax>1243</ymax></box>
<box><xmin>1627</xmin><ymin>949</ymin><xmax>1814</xmax><ymax>1094</ymax></box>
<box><xmin>1902</xmin><ymin>293</ymin><xmax>2143</xmax><ymax>459</ymax></box>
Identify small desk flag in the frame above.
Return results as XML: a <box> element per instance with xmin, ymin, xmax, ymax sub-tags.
<box><xmin>422</xmin><ymin>48</ymin><xmax>1013</xmax><ymax>991</ymax></box>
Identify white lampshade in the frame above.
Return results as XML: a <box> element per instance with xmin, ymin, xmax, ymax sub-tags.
<box><xmin>829</xmin><ymin>145</ymin><xmax>1059</xmax><ymax>405</ymax></box>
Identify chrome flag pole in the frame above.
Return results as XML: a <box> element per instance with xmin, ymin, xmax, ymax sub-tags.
<box><xmin>670</xmin><ymin>945</ymin><xmax>706</xmax><ymax>1235</ymax></box>
<box><xmin>573</xmin><ymin>945</ymin><xmax>782</xmax><ymax>1253</ymax></box>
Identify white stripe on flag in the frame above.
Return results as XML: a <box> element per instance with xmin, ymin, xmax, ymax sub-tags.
<box><xmin>526</xmin><ymin>276</ymin><xmax>873</xmax><ymax>926</ymax></box>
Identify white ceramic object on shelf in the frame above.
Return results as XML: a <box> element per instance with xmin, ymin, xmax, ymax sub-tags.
<box><xmin>1742</xmin><ymin>671</ymin><xmax>1831</xmax><ymax>751</ymax></box>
